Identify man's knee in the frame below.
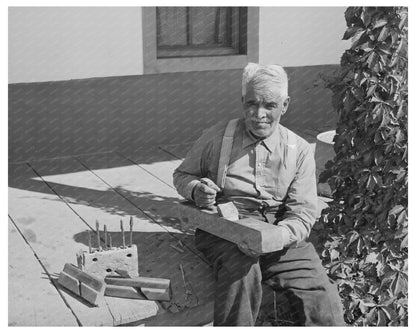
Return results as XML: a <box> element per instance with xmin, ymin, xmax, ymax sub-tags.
<box><xmin>195</xmin><ymin>229</ymin><xmax>260</xmax><ymax>281</ymax></box>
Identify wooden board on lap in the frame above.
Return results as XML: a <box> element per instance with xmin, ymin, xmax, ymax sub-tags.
<box><xmin>178</xmin><ymin>202</ymin><xmax>285</xmax><ymax>254</ymax></box>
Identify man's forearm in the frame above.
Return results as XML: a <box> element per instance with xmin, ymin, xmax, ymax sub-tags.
<box><xmin>277</xmin><ymin>216</ymin><xmax>314</xmax><ymax>247</ymax></box>
<box><xmin>172</xmin><ymin>170</ymin><xmax>200</xmax><ymax>201</ymax></box>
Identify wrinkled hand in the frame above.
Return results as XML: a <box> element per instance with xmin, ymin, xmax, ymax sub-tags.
<box><xmin>193</xmin><ymin>178</ymin><xmax>221</xmax><ymax>208</ymax></box>
<box><xmin>237</xmin><ymin>242</ymin><xmax>261</xmax><ymax>258</ymax></box>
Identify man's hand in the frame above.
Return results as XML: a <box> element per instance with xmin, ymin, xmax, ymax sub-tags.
<box><xmin>192</xmin><ymin>178</ymin><xmax>221</xmax><ymax>208</ymax></box>
<box><xmin>237</xmin><ymin>242</ymin><xmax>261</xmax><ymax>258</ymax></box>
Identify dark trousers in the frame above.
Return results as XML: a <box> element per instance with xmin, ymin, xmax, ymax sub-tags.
<box><xmin>195</xmin><ymin>229</ymin><xmax>345</xmax><ymax>326</ymax></box>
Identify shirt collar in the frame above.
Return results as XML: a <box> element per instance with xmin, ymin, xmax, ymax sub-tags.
<box><xmin>242</xmin><ymin>122</ymin><xmax>281</xmax><ymax>153</ymax></box>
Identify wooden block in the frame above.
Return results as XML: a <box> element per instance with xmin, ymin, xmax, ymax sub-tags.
<box><xmin>105</xmin><ymin>285</ymin><xmax>170</xmax><ymax>301</ymax></box>
<box><xmin>57</xmin><ymin>263</ymin><xmax>104</xmax><ymax>306</ymax></box>
<box><xmin>141</xmin><ymin>287</ymin><xmax>171</xmax><ymax>301</ymax></box>
<box><xmin>105</xmin><ymin>276</ymin><xmax>170</xmax><ymax>290</ymax></box>
<box><xmin>77</xmin><ymin>245</ymin><xmax>139</xmax><ymax>279</ymax></box>
<box><xmin>62</xmin><ymin>262</ymin><xmax>104</xmax><ymax>290</ymax></box>
<box><xmin>217</xmin><ymin>202</ymin><xmax>239</xmax><ymax>221</ymax></box>
<box><xmin>57</xmin><ymin>272</ymin><xmax>80</xmax><ymax>296</ymax></box>
<box><xmin>177</xmin><ymin>202</ymin><xmax>285</xmax><ymax>254</ymax></box>
<box><xmin>105</xmin><ymin>285</ymin><xmax>144</xmax><ymax>300</ymax></box>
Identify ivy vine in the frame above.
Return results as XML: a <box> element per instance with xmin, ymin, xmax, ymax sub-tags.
<box><xmin>318</xmin><ymin>7</ymin><xmax>408</xmax><ymax>326</ymax></box>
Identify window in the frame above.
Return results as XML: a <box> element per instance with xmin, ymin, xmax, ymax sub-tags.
<box><xmin>156</xmin><ymin>7</ymin><xmax>246</xmax><ymax>58</ymax></box>
<box><xmin>142</xmin><ymin>7</ymin><xmax>259</xmax><ymax>74</ymax></box>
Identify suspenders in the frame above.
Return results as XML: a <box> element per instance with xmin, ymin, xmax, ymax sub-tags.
<box><xmin>216</xmin><ymin>119</ymin><xmax>239</xmax><ymax>188</ymax></box>
<box><xmin>216</xmin><ymin>119</ymin><xmax>298</xmax><ymax>190</ymax></box>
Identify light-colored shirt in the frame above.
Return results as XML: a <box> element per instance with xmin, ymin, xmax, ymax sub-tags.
<box><xmin>173</xmin><ymin>118</ymin><xmax>318</xmax><ymax>247</ymax></box>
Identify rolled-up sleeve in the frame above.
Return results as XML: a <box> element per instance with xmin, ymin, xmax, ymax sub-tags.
<box><xmin>173</xmin><ymin>128</ymin><xmax>215</xmax><ymax>201</ymax></box>
<box><xmin>278</xmin><ymin>143</ymin><xmax>318</xmax><ymax>246</ymax></box>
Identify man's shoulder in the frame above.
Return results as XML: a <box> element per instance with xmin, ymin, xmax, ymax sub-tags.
<box><xmin>279</xmin><ymin>124</ymin><xmax>313</xmax><ymax>154</ymax></box>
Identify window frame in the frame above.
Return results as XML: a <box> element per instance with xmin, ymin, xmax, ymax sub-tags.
<box><xmin>142</xmin><ymin>7</ymin><xmax>259</xmax><ymax>74</ymax></box>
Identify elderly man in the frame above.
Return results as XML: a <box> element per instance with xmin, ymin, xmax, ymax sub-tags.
<box><xmin>173</xmin><ymin>63</ymin><xmax>344</xmax><ymax>326</ymax></box>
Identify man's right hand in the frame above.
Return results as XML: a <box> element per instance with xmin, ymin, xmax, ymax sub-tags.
<box><xmin>192</xmin><ymin>178</ymin><xmax>221</xmax><ymax>208</ymax></box>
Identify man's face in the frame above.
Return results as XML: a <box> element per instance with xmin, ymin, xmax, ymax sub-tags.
<box><xmin>242</xmin><ymin>82</ymin><xmax>290</xmax><ymax>139</ymax></box>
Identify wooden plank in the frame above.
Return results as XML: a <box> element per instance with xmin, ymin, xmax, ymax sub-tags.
<box><xmin>119</xmin><ymin>149</ymin><xmax>182</xmax><ymax>188</ymax></box>
<box><xmin>8</xmin><ymin>217</ymin><xmax>79</xmax><ymax>326</ymax></box>
<box><xmin>9</xmin><ymin>162</ymin><xmax>159</xmax><ymax>326</ymax></box>
<box><xmin>32</xmin><ymin>156</ymin><xmax>215</xmax><ymax>319</ymax></box>
<box><xmin>177</xmin><ymin>202</ymin><xmax>285</xmax><ymax>254</ymax></box>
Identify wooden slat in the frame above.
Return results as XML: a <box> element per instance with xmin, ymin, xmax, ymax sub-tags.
<box><xmin>118</xmin><ymin>149</ymin><xmax>181</xmax><ymax>188</ymax></box>
<box><xmin>8</xmin><ymin>217</ymin><xmax>79</xmax><ymax>326</ymax></box>
<box><xmin>158</xmin><ymin>143</ymin><xmax>194</xmax><ymax>160</ymax></box>
<box><xmin>9</xmin><ymin>162</ymin><xmax>159</xmax><ymax>326</ymax></box>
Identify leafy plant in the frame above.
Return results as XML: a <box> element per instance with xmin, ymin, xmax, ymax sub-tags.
<box><xmin>318</xmin><ymin>7</ymin><xmax>408</xmax><ymax>326</ymax></box>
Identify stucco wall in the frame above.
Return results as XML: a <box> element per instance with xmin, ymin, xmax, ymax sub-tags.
<box><xmin>9</xmin><ymin>7</ymin><xmax>143</xmax><ymax>83</ymax></box>
<box><xmin>259</xmin><ymin>7</ymin><xmax>349</xmax><ymax>66</ymax></box>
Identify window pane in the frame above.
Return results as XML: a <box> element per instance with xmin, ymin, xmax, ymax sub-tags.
<box><xmin>189</xmin><ymin>7</ymin><xmax>230</xmax><ymax>46</ymax></box>
<box><xmin>157</xmin><ymin>7</ymin><xmax>187</xmax><ymax>46</ymax></box>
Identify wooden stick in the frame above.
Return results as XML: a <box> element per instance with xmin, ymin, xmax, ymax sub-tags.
<box><xmin>120</xmin><ymin>219</ymin><xmax>125</xmax><ymax>248</ymax></box>
<box><xmin>129</xmin><ymin>216</ymin><xmax>133</xmax><ymax>247</ymax></box>
<box><xmin>104</xmin><ymin>224</ymin><xmax>108</xmax><ymax>249</ymax></box>
<box><xmin>87</xmin><ymin>230</ymin><xmax>92</xmax><ymax>253</ymax></box>
<box><xmin>109</xmin><ymin>234</ymin><xmax>113</xmax><ymax>248</ymax></box>
<box><xmin>95</xmin><ymin>220</ymin><xmax>101</xmax><ymax>251</ymax></box>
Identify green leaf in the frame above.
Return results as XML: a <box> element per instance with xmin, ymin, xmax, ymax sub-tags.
<box><xmin>397</xmin><ymin>209</ymin><xmax>407</xmax><ymax>226</ymax></box>
<box><xmin>389</xmin><ymin>205</ymin><xmax>404</xmax><ymax>216</ymax></box>
<box><xmin>377</xmin><ymin>307</ymin><xmax>389</xmax><ymax>326</ymax></box>
<box><xmin>374</xmin><ymin>18</ymin><xmax>388</xmax><ymax>28</ymax></box>
<box><xmin>366</xmin><ymin>84</ymin><xmax>377</xmax><ymax>97</ymax></box>
<box><xmin>367</xmin><ymin>174</ymin><xmax>376</xmax><ymax>192</ymax></box>
<box><xmin>400</xmin><ymin>234</ymin><xmax>408</xmax><ymax>249</ymax></box>
<box><xmin>366</xmin><ymin>307</ymin><xmax>377</xmax><ymax>324</ymax></box>
<box><xmin>330</xmin><ymin>249</ymin><xmax>340</xmax><ymax>261</ymax></box>
<box><xmin>343</xmin><ymin>26</ymin><xmax>364</xmax><ymax>40</ymax></box>
<box><xmin>351</xmin><ymin>30</ymin><xmax>367</xmax><ymax>49</ymax></box>
<box><xmin>390</xmin><ymin>272</ymin><xmax>407</xmax><ymax>296</ymax></box>
<box><xmin>377</xmin><ymin>26</ymin><xmax>389</xmax><ymax>41</ymax></box>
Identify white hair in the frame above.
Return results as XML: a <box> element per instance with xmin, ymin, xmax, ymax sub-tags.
<box><xmin>242</xmin><ymin>63</ymin><xmax>288</xmax><ymax>98</ymax></box>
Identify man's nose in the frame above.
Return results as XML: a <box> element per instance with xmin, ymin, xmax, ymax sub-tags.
<box><xmin>253</xmin><ymin>105</ymin><xmax>267</xmax><ymax>118</ymax></box>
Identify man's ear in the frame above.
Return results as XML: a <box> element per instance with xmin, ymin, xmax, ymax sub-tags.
<box><xmin>282</xmin><ymin>96</ymin><xmax>291</xmax><ymax>115</ymax></box>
